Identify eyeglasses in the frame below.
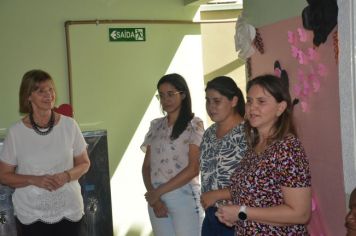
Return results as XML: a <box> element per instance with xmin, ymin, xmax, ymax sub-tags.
<box><xmin>156</xmin><ymin>91</ymin><xmax>182</xmax><ymax>101</ymax></box>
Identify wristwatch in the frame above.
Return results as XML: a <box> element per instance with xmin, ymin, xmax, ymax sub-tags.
<box><xmin>238</xmin><ymin>205</ymin><xmax>247</xmax><ymax>221</ymax></box>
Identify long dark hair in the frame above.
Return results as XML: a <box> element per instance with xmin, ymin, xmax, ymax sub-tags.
<box><xmin>205</xmin><ymin>76</ymin><xmax>245</xmax><ymax>117</ymax></box>
<box><xmin>157</xmin><ymin>73</ymin><xmax>194</xmax><ymax>140</ymax></box>
<box><xmin>245</xmin><ymin>74</ymin><xmax>296</xmax><ymax>148</ymax></box>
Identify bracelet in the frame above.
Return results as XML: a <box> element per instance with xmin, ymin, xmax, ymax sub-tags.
<box><xmin>64</xmin><ymin>170</ymin><xmax>71</xmax><ymax>183</ymax></box>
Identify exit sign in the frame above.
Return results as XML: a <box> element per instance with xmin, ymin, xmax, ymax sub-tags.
<box><xmin>109</xmin><ymin>28</ymin><xmax>146</xmax><ymax>42</ymax></box>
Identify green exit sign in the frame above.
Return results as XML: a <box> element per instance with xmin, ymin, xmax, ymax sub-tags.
<box><xmin>109</xmin><ymin>28</ymin><xmax>146</xmax><ymax>42</ymax></box>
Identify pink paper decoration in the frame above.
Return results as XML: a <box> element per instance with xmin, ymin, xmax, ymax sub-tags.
<box><xmin>291</xmin><ymin>45</ymin><xmax>300</xmax><ymax>58</ymax></box>
<box><xmin>297</xmin><ymin>27</ymin><xmax>308</xmax><ymax>42</ymax></box>
<box><xmin>308</xmin><ymin>48</ymin><xmax>319</xmax><ymax>61</ymax></box>
<box><xmin>288</xmin><ymin>31</ymin><xmax>297</xmax><ymax>44</ymax></box>
<box><xmin>298</xmin><ymin>50</ymin><xmax>308</xmax><ymax>65</ymax></box>
<box><xmin>287</xmin><ymin>28</ymin><xmax>329</xmax><ymax>112</ymax></box>
<box><xmin>317</xmin><ymin>63</ymin><xmax>328</xmax><ymax>77</ymax></box>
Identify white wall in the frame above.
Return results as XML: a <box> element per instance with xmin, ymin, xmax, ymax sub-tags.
<box><xmin>339</xmin><ymin>0</ymin><xmax>356</xmax><ymax>197</ymax></box>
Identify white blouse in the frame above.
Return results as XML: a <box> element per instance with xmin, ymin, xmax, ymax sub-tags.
<box><xmin>0</xmin><ymin>115</ymin><xmax>87</xmax><ymax>224</ymax></box>
<box><xmin>141</xmin><ymin>116</ymin><xmax>204</xmax><ymax>187</ymax></box>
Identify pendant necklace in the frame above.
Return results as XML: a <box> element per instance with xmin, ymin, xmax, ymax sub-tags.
<box><xmin>29</xmin><ymin>110</ymin><xmax>55</xmax><ymax>135</ymax></box>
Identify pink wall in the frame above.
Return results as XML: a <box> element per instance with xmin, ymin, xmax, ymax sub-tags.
<box><xmin>249</xmin><ymin>16</ymin><xmax>346</xmax><ymax>235</ymax></box>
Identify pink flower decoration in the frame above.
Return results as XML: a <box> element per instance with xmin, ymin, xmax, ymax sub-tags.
<box><xmin>298</xmin><ymin>50</ymin><xmax>308</xmax><ymax>65</ymax></box>
<box><xmin>301</xmin><ymin>100</ymin><xmax>308</xmax><ymax>112</ymax></box>
<box><xmin>297</xmin><ymin>27</ymin><xmax>308</xmax><ymax>42</ymax></box>
<box><xmin>293</xmin><ymin>84</ymin><xmax>302</xmax><ymax>97</ymax></box>
<box><xmin>291</xmin><ymin>45</ymin><xmax>300</xmax><ymax>58</ymax></box>
<box><xmin>317</xmin><ymin>64</ymin><xmax>328</xmax><ymax>77</ymax></box>
<box><xmin>288</xmin><ymin>31</ymin><xmax>297</xmax><ymax>44</ymax></box>
<box><xmin>310</xmin><ymin>74</ymin><xmax>321</xmax><ymax>93</ymax></box>
<box><xmin>308</xmin><ymin>48</ymin><xmax>319</xmax><ymax>61</ymax></box>
<box><xmin>287</xmin><ymin>28</ymin><xmax>330</xmax><ymax>113</ymax></box>
<box><xmin>303</xmin><ymin>80</ymin><xmax>310</xmax><ymax>96</ymax></box>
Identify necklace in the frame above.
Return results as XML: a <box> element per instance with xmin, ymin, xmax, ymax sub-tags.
<box><xmin>29</xmin><ymin>110</ymin><xmax>55</xmax><ymax>135</ymax></box>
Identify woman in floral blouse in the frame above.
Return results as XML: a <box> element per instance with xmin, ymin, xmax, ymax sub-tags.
<box><xmin>141</xmin><ymin>73</ymin><xmax>204</xmax><ymax>236</ymax></box>
<box><xmin>200</xmin><ymin>76</ymin><xmax>247</xmax><ymax>236</ymax></box>
<box><xmin>216</xmin><ymin>74</ymin><xmax>312</xmax><ymax>235</ymax></box>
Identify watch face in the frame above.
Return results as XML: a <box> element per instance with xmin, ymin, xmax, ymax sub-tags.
<box><xmin>238</xmin><ymin>211</ymin><xmax>247</xmax><ymax>221</ymax></box>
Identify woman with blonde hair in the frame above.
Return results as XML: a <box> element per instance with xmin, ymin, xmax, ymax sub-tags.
<box><xmin>0</xmin><ymin>69</ymin><xmax>90</xmax><ymax>236</ymax></box>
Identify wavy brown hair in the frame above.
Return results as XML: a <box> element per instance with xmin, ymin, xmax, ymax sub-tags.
<box><xmin>245</xmin><ymin>74</ymin><xmax>297</xmax><ymax>148</ymax></box>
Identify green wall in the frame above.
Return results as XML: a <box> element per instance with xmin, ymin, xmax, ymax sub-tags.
<box><xmin>0</xmin><ymin>0</ymin><xmax>199</xmax><ymax>132</ymax></box>
<box><xmin>0</xmin><ymin>0</ymin><xmax>308</xmax><ymax>175</ymax></box>
<box><xmin>243</xmin><ymin>0</ymin><xmax>307</xmax><ymax>27</ymax></box>
<box><xmin>0</xmin><ymin>0</ymin><xmax>200</xmax><ymax>175</ymax></box>
<box><xmin>69</xmin><ymin>23</ymin><xmax>200</xmax><ymax>174</ymax></box>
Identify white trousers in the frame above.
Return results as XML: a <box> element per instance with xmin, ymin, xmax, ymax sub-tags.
<box><xmin>148</xmin><ymin>183</ymin><xmax>204</xmax><ymax>236</ymax></box>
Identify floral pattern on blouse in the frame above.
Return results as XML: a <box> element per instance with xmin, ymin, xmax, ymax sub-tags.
<box><xmin>200</xmin><ymin>122</ymin><xmax>247</xmax><ymax>193</ymax></box>
<box><xmin>230</xmin><ymin>135</ymin><xmax>311</xmax><ymax>235</ymax></box>
<box><xmin>141</xmin><ymin>116</ymin><xmax>204</xmax><ymax>187</ymax></box>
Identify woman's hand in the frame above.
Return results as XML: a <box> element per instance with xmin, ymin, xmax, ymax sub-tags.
<box><xmin>145</xmin><ymin>189</ymin><xmax>162</xmax><ymax>206</ymax></box>
<box><xmin>144</xmin><ymin>144</ymin><xmax>201</xmax><ymax>206</ymax></box>
<box><xmin>216</xmin><ymin>205</ymin><xmax>239</xmax><ymax>227</ymax></box>
<box><xmin>52</xmin><ymin>172</ymin><xmax>70</xmax><ymax>187</ymax></box>
<box><xmin>201</xmin><ymin>188</ymin><xmax>231</xmax><ymax>210</ymax></box>
<box><xmin>31</xmin><ymin>175</ymin><xmax>62</xmax><ymax>191</ymax></box>
<box><xmin>201</xmin><ymin>191</ymin><xmax>219</xmax><ymax>209</ymax></box>
<box><xmin>152</xmin><ymin>200</ymin><xmax>168</xmax><ymax>218</ymax></box>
